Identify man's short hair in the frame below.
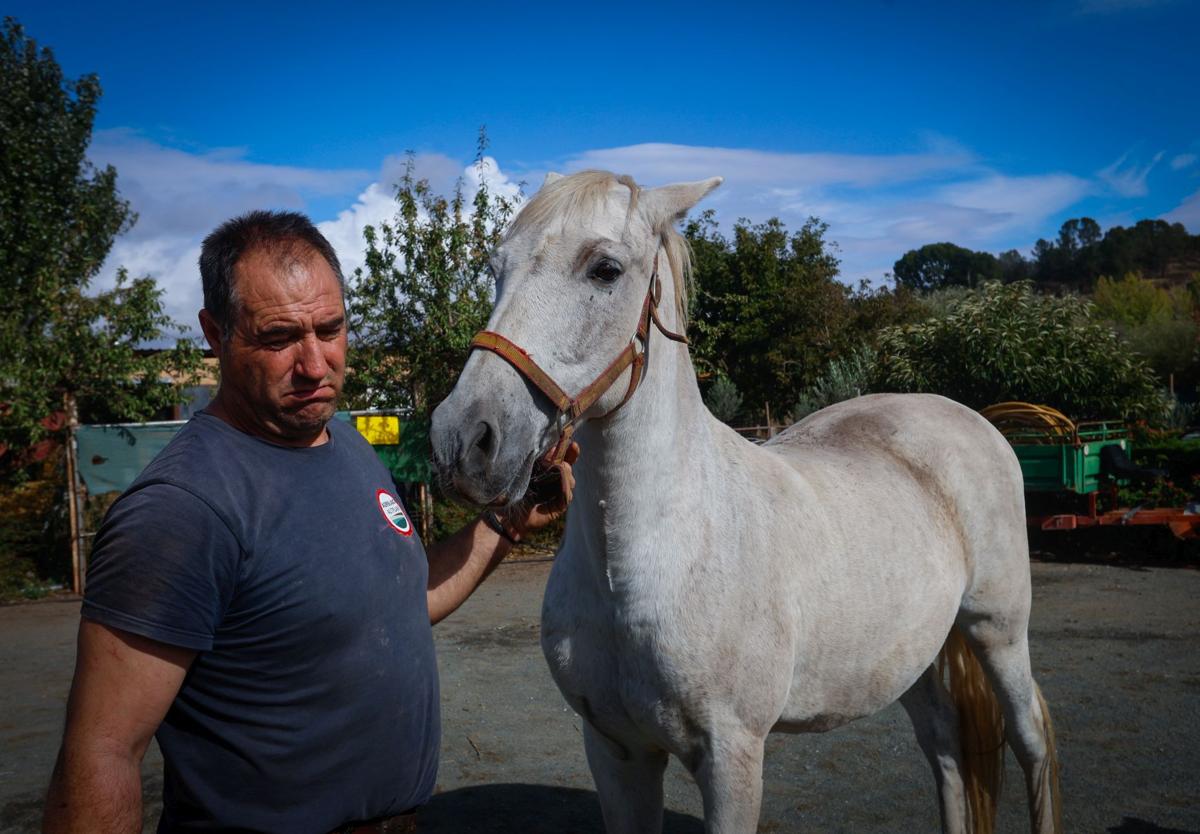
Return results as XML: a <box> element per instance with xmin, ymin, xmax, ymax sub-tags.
<box><xmin>199</xmin><ymin>210</ymin><xmax>345</xmax><ymax>340</ymax></box>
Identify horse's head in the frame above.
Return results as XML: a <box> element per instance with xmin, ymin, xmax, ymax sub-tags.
<box><xmin>431</xmin><ymin>169</ymin><xmax>721</xmax><ymax>507</ymax></box>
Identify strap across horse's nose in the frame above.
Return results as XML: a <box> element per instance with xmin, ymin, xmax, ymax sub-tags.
<box><xmin>468</xmin><ymin>331</ymin><xmax>576</xmax><ymax>418</ymax></box>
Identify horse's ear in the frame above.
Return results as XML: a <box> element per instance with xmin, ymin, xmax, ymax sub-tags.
<box><xmin>542</xmin><ymin>171</ymin><xmax>565</xmax><ymax>188</ymax></box>
<box><xmin>641</xmin><ymin>177</ymin><xmax>723</xmax><ymax>228</ymax></box>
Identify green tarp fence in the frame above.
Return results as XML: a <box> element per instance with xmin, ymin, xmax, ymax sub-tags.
<box><xmin>75</xmin><ymin>412</ymin><xmax>430</xmax><ymax>495</ymax></box>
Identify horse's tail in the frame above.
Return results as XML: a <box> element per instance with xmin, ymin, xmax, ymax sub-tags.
<box><xmin>939</xmin><ymin>627</ymin><xmax>1006</xmax><ymax>834</ymax></box>
<box><xmin>1033</xmin><ymin>682</ymin><xmax>1064</xmax><ymax>834</ymax></box>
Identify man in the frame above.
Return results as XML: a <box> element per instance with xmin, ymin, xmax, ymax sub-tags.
<box><xmin>42</xmin><ymin>210</ymin><xmax>575</xmax><ymax>833</ymax></box>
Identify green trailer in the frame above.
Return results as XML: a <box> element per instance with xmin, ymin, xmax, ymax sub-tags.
<box><xmin>1000</xmin><ymin>421</ymin><xmax>1130</xmax><ymax>495</ymax></box>
<box><xmin>981</xmin><ymin>402</ymin><xmax>1198</xmax><ymax>540</ymax></box>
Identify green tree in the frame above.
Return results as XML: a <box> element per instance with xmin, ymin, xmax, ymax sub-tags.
<box><xmin>686</xmin><ymin>211</ymin><xmax>848</xmax><ymax>417</ymax></box>
<box><xmin>343</xmin><ymin>140</ymin><xmax>520</xmax><ymax>420</ymax></box>
<box><xmin>996</xmin><ymin>249</ymin><xmax>1032</xmax><ymax>283</ymax></box>
<box><xmin>1032</xmin><ymin>217</ymin><xmax>1200</xmax><ymax>290</ymax></box>
<box><xmin>1093</xmin><ymin>272</ymin><xmax>1199</xmax><ymax>384</ymax></box>
<box><xmin>1093</xmin><ymin>272</ymin><xmax>1176</xmax><ymax>328</ymax></box>
<box><xmin>1098</xmin><ymin>219</ymin><xmax>1197</xmax><ymax>280</ymax></box>
<box><xmin>0</xmin><ymin>19</ymin><xmax>200</xmax><ymax>469</ymax></box>
<box><xmin>874</xmin><ymin>281</ymin><xmax>1167</xmax><ymax>421</ymax></box>
<box><xmin>1057</xmin><ymin>217</ymin><xmax>1102</xmax><ymax>253</ymax></box>
<box><xmin>892</xmin><ymin>242</ymin><xmax>1001</xmax><ymax>292</ymax></box>
<box><xmin>1032</xmin><ymin>218</ymin><xmax>1105</xmax><ymax>290</ymax></box>
<box><xmin>703</xmin><ymin>374</ymin><xmax>743</xmax><ymax>424</ymax></box>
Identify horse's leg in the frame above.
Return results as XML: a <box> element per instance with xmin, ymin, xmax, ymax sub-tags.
<box><xmin>583</xmin><ymin>722</ymin><xmax>669</xmax><ymax>834</ymax></box>
<box><xmin>689</xmin><ymin>730</ymin><xmax>766</xmax><ymax>834</ymax></box>
<box><xmin>963</xmin><ymin>626</ymin><xmax>1063</xmax><ymax>834</ymax></box>
<box><xmin>900</xmin><ymin>665</ymin><xmax>969</xmax><ymax>834</ymax></box>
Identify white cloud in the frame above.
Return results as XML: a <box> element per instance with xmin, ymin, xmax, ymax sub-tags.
<box><xmin>106</xmin><ymin>236</ymin><xmax>205</xmax><ymax>337</ymax></box>
<box><xmin>319</xmin><ymin>153</ymin><xmax>524</xmax><ymax>282</ymax></box>
<box><xmin>317</xmin><ymin>181</ymin><xmax>399</xmax><ymax>282</ymax></box>
<box><xmin>318</xmin><ymin>151</ymin><xmax>486</xmax><ymax>280</ymax></box>
<box><xmin>934</xmin><ymin>174</ymin><xmax>1094</xmax><ymax>234</ymax></box>
<box><xmin>820</xmin><ymin>173</ymin><xmax>1089</xmax><ymax>282</ymax></box>
<box><xmin>92</xmin><ymin>129</ymin><xmax>371</xmax><ymax>239</ymax></box>
<box><xmin>1164</xmin><ymin>188</ymin><xmax>1200</xmax><ymax>230</ymax></box>
<box><xmin>532</xmin><ymin>143</ymin><xmax>1090</xmax><ymax>283</ymax></box>
<box><xmin>91</xmin><ymin>130</ymin><xmax>371</xmax><ymax>334</ymax></box>
<box><xmin>1171</xmin><ymin>153</ymin><xmax>1198</xmax><ymax>171</ymax></box>
<box><xmin>563</xmin><ymin>142</ymin><xmax>975</xmax><ymax>189</ymax></box>
<box><xmin>1098</xmin><ymin>151</ymin><xmax>1164</xmax><ymax>197</ymax></box>
<box><xmin>90</xmin><ymin>134</ymin><xmax>527</xmax><ymax>339</ymax></box>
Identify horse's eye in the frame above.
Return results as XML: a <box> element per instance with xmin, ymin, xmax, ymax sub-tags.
<box><xmin>589</xmin><ymin>259</ymin><xmax>622</xmax><ymax>283</ymax></box>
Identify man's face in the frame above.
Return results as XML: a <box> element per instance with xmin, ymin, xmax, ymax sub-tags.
<box><xmin>211</xmin><ymin>245</ymin><xmax>347</xmax><ymax>446</ymax></box>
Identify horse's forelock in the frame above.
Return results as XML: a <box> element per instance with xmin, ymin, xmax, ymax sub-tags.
<box><xmin>507</xmin><ymin>170</ymin><xmax>638</xmax><ymax>239</ymax></box>
<box><xmin>506</xmin><ymin>170</ymin><xmax>694</xmax><ymax>327</ymax></box>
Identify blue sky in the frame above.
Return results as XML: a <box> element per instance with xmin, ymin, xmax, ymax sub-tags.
<box><xmin>8</xmin><ymin>0</ymin><xmax>1199</xmax><ymax>330</ymax></box>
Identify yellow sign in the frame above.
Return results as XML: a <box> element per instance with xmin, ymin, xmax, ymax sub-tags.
<box><xmin>355</xmin><ymin>415</ymin><xmax>400</xmax><ymax>445</ymax></box>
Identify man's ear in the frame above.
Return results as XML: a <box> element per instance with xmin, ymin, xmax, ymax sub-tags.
<box><xmin>198</xmin><ymin>309</ymin><xmax>224</xmax><ymax>357</ymax></box>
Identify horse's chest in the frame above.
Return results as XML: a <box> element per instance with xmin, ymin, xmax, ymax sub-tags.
<box><xmin>541</xmin><ymin>561</ymin><xmax>696</xmax><ymax>750</ymax></box>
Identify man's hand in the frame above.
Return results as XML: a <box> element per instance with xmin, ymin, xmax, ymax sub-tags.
<box><xmin>503</xmin><ymin>442</ymin><xmax>579</xmax><ymax>536</ymax></box>
<box><xmin>426</xmin><ymin>443</ymin><xmax>579</xmax><ymax>624</ymax></box>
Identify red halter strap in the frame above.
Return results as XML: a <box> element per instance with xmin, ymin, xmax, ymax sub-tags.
<box><xmin>468</xmin><ymin>251</ymin><xmax>688</xmax><ymax>464</ymax></box>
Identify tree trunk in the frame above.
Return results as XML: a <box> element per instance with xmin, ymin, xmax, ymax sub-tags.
<box><xmin>64</xmin><ymin>394</ymin><xmax>84</xmax><ymax>595</ymax></box>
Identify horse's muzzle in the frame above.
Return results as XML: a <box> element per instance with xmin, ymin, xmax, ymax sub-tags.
<box><xmin>430</xmin><ymin>395</ymin><xmax>540</xmax><ymax>508</ymax></box>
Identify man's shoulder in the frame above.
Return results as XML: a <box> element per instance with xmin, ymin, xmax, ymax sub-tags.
<box><xmin>122</xmin><ymin>413</ymin><xmax>273</xmax><ymax>513</ymax></box>
<box><xmin>121</xmin><ymin>415</ymin><xmax>216</xmax><ymax>491</ymax></box>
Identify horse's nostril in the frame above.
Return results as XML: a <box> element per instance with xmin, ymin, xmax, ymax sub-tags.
<box><xmin>471</xmin><ymin>420</ymin><xmax>496</xmax><ymax>460</ymax></box>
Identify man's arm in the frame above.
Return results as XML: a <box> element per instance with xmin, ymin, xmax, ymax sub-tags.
<box><xmin>426</xmin><ymin>444</ymin><xmax>578</xmax><ymax>624</ymax></box>
<box><xmin>425</xmin><ymin>514</ymin><xmax>514</xmax><ymax>625</ymax></box>
<box><xmin>43</xmin><ymin>620</ymin><xmax>194</xmax><ymax>834</ymax></box>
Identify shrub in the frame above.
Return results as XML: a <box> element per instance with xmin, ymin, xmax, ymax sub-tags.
<box><xmin>1093</xmin><ymin>273</ymin><xmax>1199</xmax><ymax>382</ymax></box>
<box><xmin>874</xmin><ymin>282</ymin><xmax>1168</xmax><ymax>422</ymax></box>
<box><xmin>1130</xmin><ymin>437</ymin><xmax>1200</xmax><ymax>488</ymax></box>
<box><xmin>0</xmin><ymin>473</ymin><xmax>67</xmax><ymax>600</ymax></box>
<box><xmin>704</xmin><ymin>375</ymin><xmax>744</xmax><ymax>424</ymax></box>
<box><xmin>792</xmin><ymin>346</ymin><xmax>876</xmax><ymax>420</ymax></box>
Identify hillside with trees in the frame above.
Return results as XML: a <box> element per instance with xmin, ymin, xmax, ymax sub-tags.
<box><xmin>893</xmin><ymin>218</ymin><xmax>1200</xmax><ymax>294</ymax></box>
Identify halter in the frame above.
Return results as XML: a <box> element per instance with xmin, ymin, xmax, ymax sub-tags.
<box><xmin>469</xmin><ymin>250</ymin><xmax>688</xmax><ymax>464</ymax></box>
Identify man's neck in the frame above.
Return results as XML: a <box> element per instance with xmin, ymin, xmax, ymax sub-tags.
<box><xmin>205</xmin><ymin>394</ymin><xmax>329</xmax><ymax>448</ymax></box>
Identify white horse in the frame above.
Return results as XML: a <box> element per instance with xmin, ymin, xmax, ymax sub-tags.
<box><xmin>430</xmin><ymin>170</ymin><xmax>1063</xmax><ymax>834</ymax></box>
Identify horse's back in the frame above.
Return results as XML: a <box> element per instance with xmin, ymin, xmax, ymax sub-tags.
<box><xmin>772</xmin><ymin>392</ymin><xmax>1015</xmax><ymax>477</ymax></box>
<box><xmin>768</xmin><ymin>393</ymin><xmax>1025</xmax><ymax>540</ymax></box>
<box><xmin>768</xmin><ymin>392</ymin><xmax>1027</xmax><ymax>567</ymax></box>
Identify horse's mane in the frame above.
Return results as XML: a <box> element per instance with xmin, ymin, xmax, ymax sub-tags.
<box><xmin>507</xmin><ymin>170</ymin><xmax>695</xmax><ymax>326</ymax></box>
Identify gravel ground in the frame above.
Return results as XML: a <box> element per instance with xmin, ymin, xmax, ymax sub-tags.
<box><xmin>2</xmin><ymin>557</ymin><xmax>1197</xmax><ymax>833</ymax></box>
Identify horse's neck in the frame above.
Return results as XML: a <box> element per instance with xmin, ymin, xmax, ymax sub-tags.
<box><xmin>567</xmin><ymin>318</ymin><xmax>714</xmax><ymax>575</ymax></box>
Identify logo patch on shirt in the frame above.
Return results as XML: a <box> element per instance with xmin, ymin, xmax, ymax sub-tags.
<box><xmin>376</xmin><ymin>489</ymin><xmax>413</xmax><ymax>536</ymax></box>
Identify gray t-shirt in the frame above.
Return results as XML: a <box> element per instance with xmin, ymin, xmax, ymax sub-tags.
<box><xmin>83</xmin><ymin>411</ymin><xmax>439</xmax><ymax>833</ymax></box>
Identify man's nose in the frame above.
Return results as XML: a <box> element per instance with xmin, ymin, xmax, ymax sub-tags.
<box><xmin>294</xmin><ymin>334</ymin><xmax>329</xmax><ymax>380</ymax></box>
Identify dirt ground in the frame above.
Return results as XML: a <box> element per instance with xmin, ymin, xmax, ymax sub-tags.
<box><xmin>2</xmin><ymin>556</ymin><xmax>1198</xmax><ymax>833</ymax></box>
